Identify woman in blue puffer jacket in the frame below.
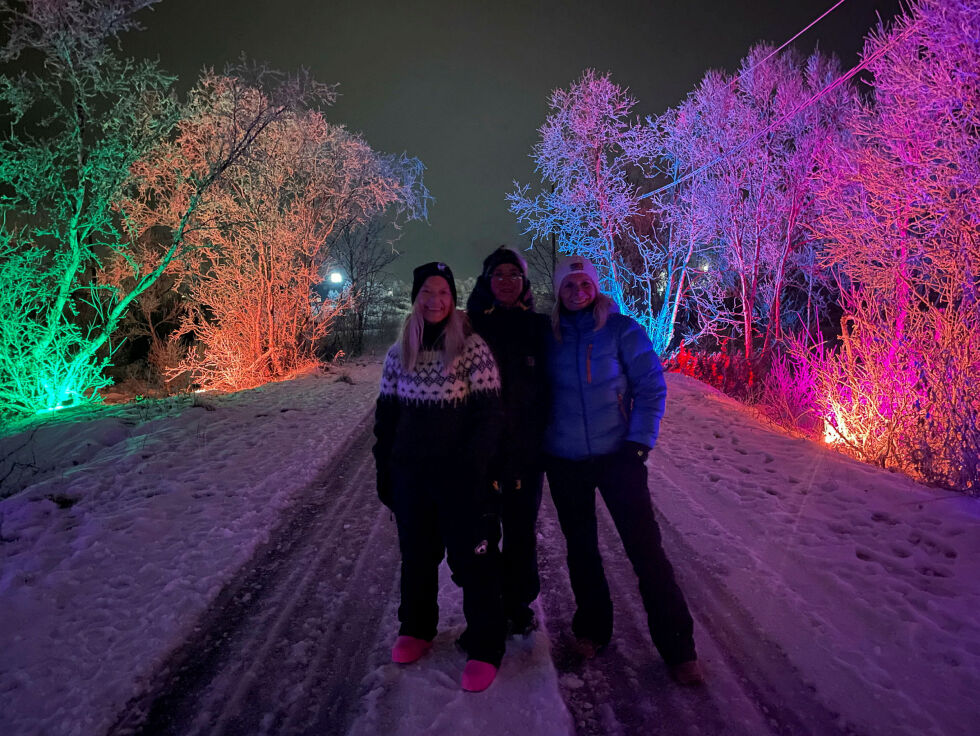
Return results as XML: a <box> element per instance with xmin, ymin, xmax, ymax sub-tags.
<box><xmin>545</xmin><ymin>255</ymin><xmax>703</xmax><ymax>686</ymax></box>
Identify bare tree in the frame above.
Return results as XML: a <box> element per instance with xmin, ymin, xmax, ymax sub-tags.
<box><xmin>802</xmin><ymin>0</ymin><xmax>980</xmax><ymax>492</ymax></box>
<box><xmin>0</xmin><ymin>0</ymin><xmax>331</xmax><ymax>415</ymax></box>
<box><xmin>127</xmin><ymin>83</ymin><xmax>429</xmax><ymax>390</ymax></box>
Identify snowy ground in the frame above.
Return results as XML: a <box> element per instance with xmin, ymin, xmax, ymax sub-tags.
<box><xmin>1</xmin><ymin>366</ymin><xmax>977</xmax><ymax>736</ymax></box>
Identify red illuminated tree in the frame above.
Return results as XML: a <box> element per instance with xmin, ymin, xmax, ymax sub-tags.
<box><xmin>124</xmin><ymin>76</ymin><xmax>430</xmax><ymax>390</ymax></box>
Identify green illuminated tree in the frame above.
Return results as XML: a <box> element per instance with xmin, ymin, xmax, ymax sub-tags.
<box><xmin>0</xmin><ymin>1</ymin><xmax>330</xmax><ymax>417</ymax></box>
<box><xmin>0</xmin><ymin>0</ymin><xmax>177</xmax><ymax>416</ymax></box>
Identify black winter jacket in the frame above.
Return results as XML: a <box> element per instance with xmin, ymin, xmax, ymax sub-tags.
<box><xmin>467</xmin><ymin>280</ymin><xmax>551</xmax><ymax>481</ymax></box>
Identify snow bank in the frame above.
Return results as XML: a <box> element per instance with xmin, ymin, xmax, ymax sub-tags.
<box><xmin>0</xmin><ymin>364</ymin><xmax>382</xmax><ymax>736</ymax></box>
<box><xmin>651</xmin><ymin>374</ymin><xmax>980</xmax><ymax>736</ymax></box>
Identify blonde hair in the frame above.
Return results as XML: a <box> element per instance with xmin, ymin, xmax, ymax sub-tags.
<box><xmin>399</xmin><ymin>303</ymin><xmax>471</xmax><ymax>371</ymax></box>
<box><xmin>551</xmin><ymin>292</ymin><xmax>614</xmax><ymax>340</ymax></box>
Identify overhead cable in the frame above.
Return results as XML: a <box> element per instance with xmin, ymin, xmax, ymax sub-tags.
<box><xmin>641</xmin><ymin>17</ymin><xmax>919</xmax><ymax>199</ymax></box>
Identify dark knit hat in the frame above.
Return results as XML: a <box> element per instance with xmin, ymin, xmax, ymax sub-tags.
<box><xmin>481</xmin><ymin>246</ymin><xmax>528</xmax><ymax>279</ymax></box>
<box><xmin>411</xmin><ymin>261</ymin><xmax>457</xmax><ymax>304</ymax></box>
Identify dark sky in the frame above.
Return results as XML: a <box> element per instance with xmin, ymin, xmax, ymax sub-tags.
<box><xmin>123</xmin><ymin>0</ymin><xmax>905</xmax><ymax>280</ymax></box>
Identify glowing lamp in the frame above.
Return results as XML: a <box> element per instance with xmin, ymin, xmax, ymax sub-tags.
<box><xmin>329</xmin><ymin>271</ymin><xmax>344</xmax><ymax>285</ymax></box>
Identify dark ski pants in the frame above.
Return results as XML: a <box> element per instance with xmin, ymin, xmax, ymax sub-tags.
<box><xmin>545</xmin><ymin>452</ymin><xmax>696</xmax><ymax>666</ymax></box>
<box><xmin>496</xmin><ymin>471</ymin><xmax>544</xmax><ymax>625</ymax></box>
<box><xmin>391</xmin><ymin>466</ymin><xmax>506</xmax><ymax>666</ymax></box>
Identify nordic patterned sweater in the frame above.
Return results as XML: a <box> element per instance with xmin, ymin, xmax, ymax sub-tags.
<box><xmin>372</xmin><ymin>326</ymin><xmax>503</xmax><ymax>500</ymax></box>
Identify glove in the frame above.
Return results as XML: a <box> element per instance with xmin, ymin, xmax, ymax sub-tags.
<box><xmin>620</xmin><ymin>440</ymin><xmax>651</xmax><ymax>463</ymax></box>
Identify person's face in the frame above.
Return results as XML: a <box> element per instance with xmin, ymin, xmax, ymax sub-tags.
<box><xmin>490</xmin><ymin>264</ymin><xmax>524</xmax><ymax>307</ymax></box>
<box><xmin>417</xmin><ymin>276</ymin><xmax>453</xmax><ymax>324</ymax></box>
<box><xmin>559</xmin><ymin>274</ymin><xmax>597</xmax><ymax>311</ymax></box>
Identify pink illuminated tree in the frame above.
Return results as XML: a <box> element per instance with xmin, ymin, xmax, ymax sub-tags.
<box><xmin>803</xmin><ymin>0</ymin><xmax>979</xmax><ymax>491</ymax></box>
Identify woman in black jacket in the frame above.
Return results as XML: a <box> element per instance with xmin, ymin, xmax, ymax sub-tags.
<box><xmin>466</xmin><ymin>247</ymin><xmax>551</xmax><ymax>636</ymax></box>
<box><xmin>373</xmin><ymin>261</ymin><xmax>506</xmax><ymax>692</ymax></box>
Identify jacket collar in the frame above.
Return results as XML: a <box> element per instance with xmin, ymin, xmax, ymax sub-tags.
<box><xmin>559</xmin><ymin>307</ymin><xmax>596</xmax><ymax>333</ymax></box>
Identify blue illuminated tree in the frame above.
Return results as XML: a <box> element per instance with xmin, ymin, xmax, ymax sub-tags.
<box><xmin>508</xmin><ymin>71</ymin><xmax>660</xmax><ymax>325</ymax></box>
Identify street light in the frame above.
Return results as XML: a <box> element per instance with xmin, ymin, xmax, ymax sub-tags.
<box><xmin>329</xmin><ymin>271</ymin><xmax>344</xmax><ymax>285</ymax></box>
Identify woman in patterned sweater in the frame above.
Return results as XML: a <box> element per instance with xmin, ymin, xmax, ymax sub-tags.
<box><xmin>373</xmin><ymin>261</ymin><xmax>506</xmax><ymax>693</ymax></box>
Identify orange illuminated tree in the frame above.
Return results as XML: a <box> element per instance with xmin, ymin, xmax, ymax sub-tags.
<box><xmin>123</xmin><ymin>74</ymin><xmax>429</xmax><ymax>390</ymax></box>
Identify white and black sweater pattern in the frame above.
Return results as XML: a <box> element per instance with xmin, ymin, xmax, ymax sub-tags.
<box><xmin>379</xmin><ymin>333</ymin><xmax>501</xmax><ymax>406</ymax></box>
<box><xmin>374</xmin><ymin>333</ymin><xmax>503</xmax><ymax>469</ymax></box>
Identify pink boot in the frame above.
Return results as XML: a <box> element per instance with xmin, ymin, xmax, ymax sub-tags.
<box><xmin>391</xmin><ymin>635</ymin><xmax>432</xmax><ymax>664</ymax></box>
<box><xmin>461</xmin><ymin>660</ymin><xmax>498</xmax><ymax>692</ymax></box>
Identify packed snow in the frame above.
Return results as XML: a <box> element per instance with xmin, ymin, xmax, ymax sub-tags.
<box><xmin>0</xmin><ymin>364</ymin><xmax>977</xmax><ymax>736</ymax></box>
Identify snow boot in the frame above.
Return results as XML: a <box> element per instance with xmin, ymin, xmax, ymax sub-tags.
<box><xmin>461</xmin><ymin>660</ymin><xmax>498</xmax><ymax>692</ymax></box>
<box><xmin>670</xmin><ymin>660</ymin><xmax>705</xmax><ymax>686</ymax></box>
<box><xmin>391</xmin><ymin>635</ymin><xmax>432</xmax><ymax>664</ymax></box>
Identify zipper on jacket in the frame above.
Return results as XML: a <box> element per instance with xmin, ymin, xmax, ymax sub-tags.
<box><xmin>586</xmin><ymin>344</ymin><xmax>593</xmax><ymax>384</ymax></box>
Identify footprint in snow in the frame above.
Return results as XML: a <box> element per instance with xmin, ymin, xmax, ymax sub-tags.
<box><xmin>871</xmin><ymin>511</ymin><xmax>900</xmax><ymax>526</ymax></box>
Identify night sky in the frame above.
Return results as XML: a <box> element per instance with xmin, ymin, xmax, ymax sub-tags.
<box><xmin>123</xmin><ymin>0</ymin><xmax>906</xmax><ymax>280</ymax></box>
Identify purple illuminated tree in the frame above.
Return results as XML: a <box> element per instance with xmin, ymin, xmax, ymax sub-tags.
<box><xmin>658</xmin><ymin>45</ymin><xmax>854</xmax><ymax>361</ymax></box>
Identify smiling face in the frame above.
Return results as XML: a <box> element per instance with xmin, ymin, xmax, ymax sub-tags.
<box><xmin>417</xmin><ymin>275</ymin><xmax>454</xmax><ymax>324</ymax></box>
<box><xmin>559</xmin><ymin>273</ymin><xmax>597</xmax><ymax>312</ymax></box>
<box><xmin>490</xmin><ymin>264</ymin><xmax>524</xmax><ymax>307</ymax></box>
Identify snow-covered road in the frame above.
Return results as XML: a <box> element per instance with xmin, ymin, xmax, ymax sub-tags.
<box><xmin>2</xmin><ymin>364</ymin><xmax>978</xmax><ymax>736</ymax></box>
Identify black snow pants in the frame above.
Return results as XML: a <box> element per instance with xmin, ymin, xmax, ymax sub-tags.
<box><xmin>391</xmin><ymin>465</ymin><xmax>506</xmax><ymax>666</ymax></box>
<box><xmin>545</xmin><ymin>452</ymin><xmax>696</xmax><ymax>666</ymax></box>
<box><xmin>494</xmin><ymin>470</ymin><xmax>544</xmax><ymax>627</ymax></box>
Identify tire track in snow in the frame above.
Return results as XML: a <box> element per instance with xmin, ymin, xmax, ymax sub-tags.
<box><xmin>107</xmin><ymin>412</ymin><xmax>400</xmax><ymax>736</ymax></box>
<box><xmin>537</xmin><ymin>486</ymin><xmax>766</xmax><ymax>736</ymax></box>
<box><xmin>538</xmin><ymin>467</ymin><xmax>855</xmax><ymax>736</ymax></box>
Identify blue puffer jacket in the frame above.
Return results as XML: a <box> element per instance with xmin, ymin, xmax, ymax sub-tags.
<box><xmin>544</xmin><ymin>308</ymin><xmax>667</xmax><ymax>460</ymax></box>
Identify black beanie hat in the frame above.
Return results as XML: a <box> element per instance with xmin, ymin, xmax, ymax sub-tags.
<box><xmin>481</xmin><ymin>246</ymin><xmax>527</xmax><ymax>279</ymax></box>
<box><xmin>411</xmin><ymin>261</ymin><xmax>457</xmax><ymax>304</ymax></box>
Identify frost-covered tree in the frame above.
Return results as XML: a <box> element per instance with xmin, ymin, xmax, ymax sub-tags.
<box><xmin>126</xmin><ymin>79</ymin><xmax>430</xmax><ymax>390</ymax></box>
<box><xmin>660</xmin><ymin>46</ymin><xmax>854</xmax><ymax>361</ymax></box>
<box><xmin>508</xmin><ymin>70</ymin><xmax>661</xmax><ymax>329</ymax></box>
<box><xmin>802</xmin><ymin>0</ymin><xmax>980</xmax><ymax>491</ymax></box>
<box><xmin>0</xmin><ymin>0</ymin><xmax>177</xmax><ymax>416</ymax></box>
<box><xmin>326</xmin><ymin>216</ymin><xmax>407</xmax><ymax>355</ymax></box>
<box><xmin>0</xmin><ymin>0</ymin><xmax>329</xmax><ymax>416</ymax></box>
<box><xmin>646</xmin><ymin>99</ymin><xmax>727</xmax><ymax>353</ymax></box>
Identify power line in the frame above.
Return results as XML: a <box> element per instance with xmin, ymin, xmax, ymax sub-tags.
<box><xmin>641</xmin><ymin>16</ymin><xmax>918</xmax><ymax>200</ymax></box>
<box><xmin>731</xmin><ymin>0</ymin><xmax>850</xmax><ymax>88</ymax></box>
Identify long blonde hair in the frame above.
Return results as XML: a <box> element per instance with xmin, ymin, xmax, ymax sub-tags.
<box><xmin>399</xmin><ymin>302</ymin><xmax>471</xmax><ymax>371</ymax></box>
<box><xmin>551</xmin><ymin>292</ymin><xmax>614</xmax><ymax>340</ymax></box>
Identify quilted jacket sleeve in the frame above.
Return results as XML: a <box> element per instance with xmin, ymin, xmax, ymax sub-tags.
<box><xmin>617</xmin><ymin>317</ymin><xmax>668</xmax><ymax>449</ymax></box>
